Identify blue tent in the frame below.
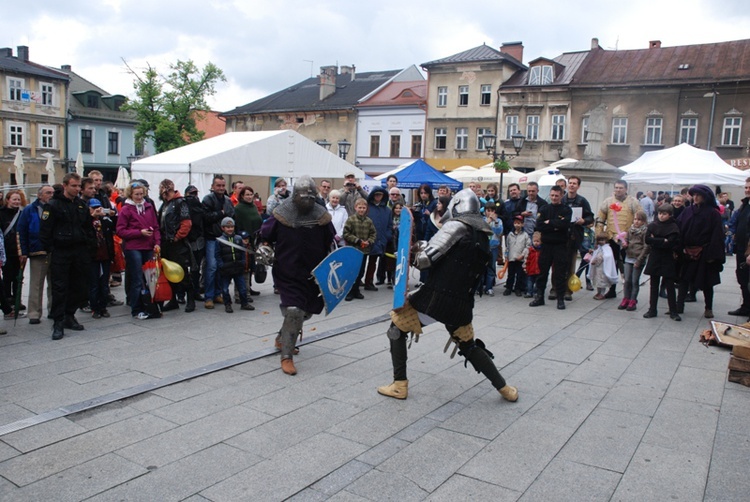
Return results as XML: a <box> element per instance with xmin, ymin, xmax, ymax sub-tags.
<box><xmin>381</xmin><ymin>159</ymin><xmax>463</xmax><ymax>191</ymax></box>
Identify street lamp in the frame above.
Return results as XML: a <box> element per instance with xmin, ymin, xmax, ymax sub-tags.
<box><xmin>316</xmin><ymin>139</ymin><xmax>331</xmax><ymax>150</ymax></box>
<box><xmin>483</xmin><ymin>132</ymin><xmax>525</xmax><ymax>198</ymax></box>
<box><xmin>126</xmin><ymin>154</ymin><xmax>139</xmax><ymax>167</ymax></box>
<box><xmin>337</xmin><ymin>139</ymin><xmax>351</xmax><ymax>160</ymax></box>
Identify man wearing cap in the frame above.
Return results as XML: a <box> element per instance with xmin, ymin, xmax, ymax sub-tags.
<box><xmin>260</xmin><ymin>175</ymin><xmax>335</xmax><ymax>376</ymax></box>
<box><xmin>18</xmin><ymin>185</ymin><xmax>55</xmax><ymax>324</ymax></box>
<box><xmin>40</xmin><ymin>173</ymin><xmax>95</xmax><ymax>340</ymax></box>
<box><xmin>202</xmin><ymin>175</ymin><xmax>234</xmax><ymax>308</ymax></box>
<box><xmin>158</xmin><ymin>179</ymin><xmax>195</xmax><ymax>312</ymax></box>
<box><xmin>339</xmin><ymin>172</ymin><xmax>368</xmax><ymax>216</ymax></box>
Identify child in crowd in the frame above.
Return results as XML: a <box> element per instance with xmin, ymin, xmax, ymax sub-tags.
<box><xmin>483</xmin><ymin>202</ymin><xmax>503</xmax><ymax>296</ymax></box>
<box><xmin>588</xmin><ymin>232</ymin><xmax>619</xmax><ymax>300</ymax></box>
<box><xmin>384</xmin><ymin>202</ymin><xmax>402</xmax><ymax>288</ymax></box>
<box><xmin>523</xmin><ymin>231</ymin><xmax>542</xmax><ymax>298</ymax></box>
<box><xmin>234</xmin><ymin>231</ymin><xmax>256</xmax><ymax>310</ymax></box>
<box><xmin>620</xmin><ymin>210</ymin><xmax>649</xmax><ymax>311</ymax></box>
<box><xmin>504</xmin><ymin>215</ymin><xmax>530</xmax><ymax>296</ymax></box>
<box><xmin>88</xmin><ymin>199</ymin><xmax>115</xmax><ymax>319</ymax></box>
<box><xmin>215</xmin><ymin>217</ymin><xmax>253</xmax><ymax>313</ymax></box>
<box><xmin>343</xmin><ymin>198</ymin><xmax>376</xmax><ymax>301</ymax></box>
<box><xmin>643</xmin><ymin>204</ymin><xmax>681</xmax><ymax>321</ymax></box>
<box><xmin>577</xmin><ymin>224</ymin><xmax>595</xmax><ymax>290</ymax></box>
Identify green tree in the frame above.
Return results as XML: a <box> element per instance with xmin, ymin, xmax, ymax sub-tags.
<box><xmin>124</xmin><ymin>59</ymin><xmax>226</xmax><ymax>153</ymax></box>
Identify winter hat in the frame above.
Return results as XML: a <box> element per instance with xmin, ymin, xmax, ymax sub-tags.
<box><xmin>221</xmin><ymin>217</ymin><xmax>235</xmax><ymax>227</ymax></box>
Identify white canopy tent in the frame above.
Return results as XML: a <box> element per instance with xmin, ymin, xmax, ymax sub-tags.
<box><xmin>445</xmin><ymin>165</ymin><xmax>526</xmax><ymax>186</ymax></box>
<box><xmin>621</xmin><ymin>143</ymin><xmax>746</xmax><ymax>186</ymax></box>
<box><xmin>131</xmin><ymin>130</ymin><xmax>365</xmax><ymax>196</ymax></box>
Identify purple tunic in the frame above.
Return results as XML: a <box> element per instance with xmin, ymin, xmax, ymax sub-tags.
<box><xmin>261</xmin><ymin>215</ymin><xmax>335</xmax><ymax>314</ymax></box>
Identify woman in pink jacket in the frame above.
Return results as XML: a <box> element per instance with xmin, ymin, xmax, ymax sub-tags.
<box><xmin>116</xmin><ymin>182</ymin><xmax>161</xmax><ymax>319</ymax></box>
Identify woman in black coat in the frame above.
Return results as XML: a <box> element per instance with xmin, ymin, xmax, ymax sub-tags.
<box><xmin>676</xmin><ymin>185</ymin><xmax>725</xmax><ymax>318</ymax></box>
<box><xmin>643</xmin><ymin>204</ymin><xmax>681</xmax><ymax>320</ymax></box>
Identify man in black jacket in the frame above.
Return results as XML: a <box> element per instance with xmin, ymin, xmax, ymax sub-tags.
<box><xmin>184</xmin><ymin>185</ymin><xmax>206</xmax><ymax>301</ymax></box>
<box><xmin>512</xmin><ymin>182</ymin><xmax>548</xmax><ymax>237</ymax></box>
<box><xmin>40</xmin><ymin>173</ymin><xmax>95</xmax><ymax>340</ymax></box>
<box><xmin>728</xmin><ymin>178</ymin><xmax>750</xmax><ymax>316</ymax></box>
<box><xmin>202</xmin><ymin>175</ymin><xmax>234</xmax><ymax>308</ymax></box>
<box><xmin>563</xmin><ymin>176</ymin><xmax>594</xmax><ymax>299</ymax></box>
<box><xmin>530</xmin><ymin>185</ymin><xmax>572</xmax><ymax>310</ymax></box>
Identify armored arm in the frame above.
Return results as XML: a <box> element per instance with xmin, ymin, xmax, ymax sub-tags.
<box><xmin>413</xmin><ymin>219</ymin><xmax>467</xmax><ymax>269</ymax></box>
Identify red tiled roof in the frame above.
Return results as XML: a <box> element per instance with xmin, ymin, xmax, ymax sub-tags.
<box><xmin>357</xmin><ymin>81</ymin><xmax>427</xmax><ymax>107</ymax></box>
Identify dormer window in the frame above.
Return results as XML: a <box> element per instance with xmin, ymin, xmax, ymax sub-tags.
<box><xmin>86</xmin><ymin>95</ymin><xmax>99</xmax><ymax>108</ymax></box>
<box><xmin>528</xmin><ymin>65</ymin><xmax>554</xmax><ymax>85</ymax></box>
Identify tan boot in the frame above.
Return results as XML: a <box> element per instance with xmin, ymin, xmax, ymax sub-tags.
<box><xmin>499</xmin><ymin>385</ymin><xmax>518</xmax><ymax>402</ymax></box>
<box><xmin>377</xmin><ymin>380</ymin><xmax>408</xmax><ymax>399</ymax></box>
<box><xmin>281</xmin><ymin>358</ymin><xmax>297</xmax><ymax>376</ymax></box>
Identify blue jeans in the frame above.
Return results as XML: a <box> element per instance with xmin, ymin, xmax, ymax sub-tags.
<box><xmin>484</xmin><ymin>247</ymin><xmax>499</xmax><ymax>291</ymax></box>
<box><xmin>526</xmin><ymin>274</ymin><xmax>538</xmax><ymax>296</ymax></box>
<box><xmin>204</xmin><ymin>239</ymin><xmax>219</xmax><ymax>300</ymax></box>
<box><xmin>125</xmin><ymin>249</ymin><xmax>153</xmax><ymax>316</ymax></box>
<box><xmin>221</xmin><ymin>273</ymin><xmax>247</xmax><ymax>305</ymax></box>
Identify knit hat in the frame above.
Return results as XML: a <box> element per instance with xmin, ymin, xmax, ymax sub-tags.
<box><xmin>657</xmin><ymin>203</ymin><xmax>674</xmax><ymax>215</ymax></box>
<box><xmin>221</xmin><ymin>217</ymin><xmax>235</xmax><ymax>227</ymax></box>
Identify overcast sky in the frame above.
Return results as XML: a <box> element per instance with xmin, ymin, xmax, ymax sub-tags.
<box><xmin>2</xmin><ymin>0</ymin><xmax>748</xmax><ymax>113</ymax></box>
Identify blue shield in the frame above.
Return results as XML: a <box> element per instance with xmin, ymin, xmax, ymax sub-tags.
<box><xmin>312</xmin><ymin>246</ymin><xmax>364</xmax><ymax>315</ymax></box>
<box><xmin>393</xmin><ymin>208</ymin><xmax>413</xmax><ymax>309</ymax></box>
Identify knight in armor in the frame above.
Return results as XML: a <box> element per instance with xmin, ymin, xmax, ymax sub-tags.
<box><xmin>377</xmin><ymin>188</ymin><xmax>518</xmax><ymax>402</ymax></box>
<box><xmin>260</xmin><ymin>176</ymin><xmax>336</xmax><ymax>375</ymax></box>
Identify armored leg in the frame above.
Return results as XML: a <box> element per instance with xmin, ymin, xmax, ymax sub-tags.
<box><xmin>377</xmin><ymin>323</ymin><xmax>409</xmax><ymax>399</ymax></box>
<box><xmin>278</xmin><ymin>306</ymin><xmax>308</xmax><ymax>375</ymax></box>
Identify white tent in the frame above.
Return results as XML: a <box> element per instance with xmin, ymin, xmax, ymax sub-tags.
<box><xmin>621</xmin><ymin>143</ymin><xmax>746</xmax><ymax>186</ymax></box>
<box><xmin>445</xmin><ymin>165</ymin><xmax>526</xmax><ymax>186</ymax></box>
<box><xmin>131</xmin><ymin>130</ymin><xmax>365</xmax><ymax>195</ymax></box>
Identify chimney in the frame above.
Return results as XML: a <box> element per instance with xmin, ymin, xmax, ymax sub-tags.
<box><xmin>591</xmin><ymin>38</ymin><xmax>601</xmax><ymax>50</ymax></box>
<box><xmin>61</xmin><ymin>64</ymin><xmax>72</xmax><ymax>72</ymax></box>
<box><xmin>340</xmin><ymin>64</ymin><xmax>356</xmax><ymax>81</ymax></box>
<box><xmin>319</xmin><ymin>65</ymin><xmax>337</xmax><ymax>101</ymax></box>
<box><xmin>500</xmin><ymin>41</ymin><xmax>524</xmax><ymax>64</ymax></box>
<box><xmin>17</xmin><ymin>45</ymin><xmax>29</xmax><ymax>62</ymax></box>
<box><xmin>0</xmin><ymin>47</ymin><xmax>12</xmax><ymax>57</ymax></box>
<box><xmin>649</xmin><ymin>40</ymin><xmax>662</xmax><ymax>49</ymax></box>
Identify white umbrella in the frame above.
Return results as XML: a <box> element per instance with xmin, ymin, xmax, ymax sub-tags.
<box><xmin>42</xmin><ymin>153</ymin><xmax>56</xmax><ymax>185</ymax></box>
<box><xmin>115</xmin><ymin>166</ymin><xmax>131</xmax><ymax>190</ymax></box>
<box><xmin>13</xmin><ymin>149</ymin><xmax>24</xmax><ymax>187</ymax></box>
<box><xmin>75</xmin><ymin>152</ymin><xmax>85</xmax><ymax>176</ymax></box>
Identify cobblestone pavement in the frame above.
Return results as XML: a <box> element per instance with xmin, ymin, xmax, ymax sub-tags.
<box><xmin>0</xmin><ymin>262</ymin><xmax>748</xmax><ymax>501</ymax></box>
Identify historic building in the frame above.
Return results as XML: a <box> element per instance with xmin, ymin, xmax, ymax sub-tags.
<box><xmin>0</xmin><ymin>46</ymin><xmax>68</xmax><ymax>186</ymax></box>
<box><xmin>421</xmin><ymin>43</ymin><xmax>526</xmax><ymax>171</ymax></box>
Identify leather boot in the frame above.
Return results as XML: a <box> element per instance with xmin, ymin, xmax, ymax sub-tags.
<box><xmin>64</xmin><ymin>315</ymin><xmax>84</xmax><ymax>331</ymax></box>
<box><xmin>185</xmin><ymin>290</ymin><xmax>195</xmax><ymax>313</ymax></box>
<box><xmin>499</xmin><ymin>385</ymin><xmax>519</xmax><ymax>402</ymax></box>
<box><xmin>529</xmin><ymin>294</ymin><xmax>545</xmax><ymax>307</ymax></box>
<box><xmin>281</xmin><ymin>358</ymin><xmax>297</xmax><ymax>375</ymax></box>
<box><xmin>377</xmin><ymin>380</ymin><xmax>408</xmax><ymax>399</ymax></box>
<box><xmin>52</xmin><ymin>321</ymin><xmax>65</xmax><ymax>341</ymax></box>
<box><xmin>557</xmin><ymin>297</ymin><xmax>566</xmax><ymax>310</ymax></box>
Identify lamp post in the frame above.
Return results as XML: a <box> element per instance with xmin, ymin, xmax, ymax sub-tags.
<box><xmin>337</xmin><ymin>139</ymin><xmax>351</xmax><ymax>160</ymax></box>
<box><xmin>316</xmin><ymin>139</ymin><xmax>331</xmax><ymax>150</ymax></box>
<box><xmin>483</xmin><ymin>132</ymin><xmax>524</xmax><ymax>199</ymax></box>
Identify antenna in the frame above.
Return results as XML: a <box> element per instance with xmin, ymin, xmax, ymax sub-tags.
<box><xmin>303</xmin><ymin>60</ymin><xmax>313</xmax><ymax>78</ymax></box>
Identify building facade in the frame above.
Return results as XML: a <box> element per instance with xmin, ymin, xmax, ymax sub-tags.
<box><xmin>0</xmin><ymin>46</ymin><xmax>68</xmax><ymax>186</ymax></box>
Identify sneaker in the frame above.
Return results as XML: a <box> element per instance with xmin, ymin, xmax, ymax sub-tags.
<box><xmin>4</xmin><ymin>311</ymin><xmax>25</xmax><ymax>320</ymax></box>
<box><xmin>671</xmin><ymin>313</ymin><xmax>682</xmax><ymax>321</ymax></box>
<box><xmin>375</xmin><ymin>280</ymin><xmax>385</xmax><ymax>286</ymax></box>
<box><xmin>240</xmin><ymin>304</ymin><xmax>255</xmax><ymax>311</ymax></box>
<box><xmin>101</xmin><ymin>310</ymin><xmax>111</xmax><ymax>318</ymax></box>
<box><xmin>486</xmin><ymin>289</ymin><xmax>494</xmax><ymax>297</ymax></box>
<box><xmin>364</xmin><ymin>284</ymin><xmax>378</xmax><ymax>291</ymax></box>
<box><xmin>523</xmin><ymin>293</ymin><xmax>533</xmax><ymax>298</ymax></box>
<box><xmin>617</xmin><ymin>298</ymin><xmax>629</xmax><ymax>310</ymax></box>
<box><xmin>353</xmin><ymin>292</ymin><xmax>365</xmax><ymax>300</ymax></box>
<box><xmin>81</xmin><ymin>305</ymin><xmax>92</xmax><ymax>313</ymax></box>
<box><xmin>204</xmin><ymin>300</ymin><xmax>214</xmax><ymax>309</ymax></box>
<box><xmin>225</xmin><ymin>304</ymin><xmax>234</xmax><ymax>313</ymax></box>
<box><xmin>515</xmin><ymin>290</ymin><xmax>522</xmax><ymax>297</ymax></box>
<box><xmin>107</xmin><ymin>298</ymin><xmax>124</xmax><ymax>307</ymax></box>
<box><xmin>135</xmin><ymin>312</ymin><xmax>150</xmax><ymax>320</ymax></box>
<box><xmin>214</xmin><ymin>296</ymin><xmax>224</xmax><ymax>304</ymax></box>
<box><xmin>643</xmin><ymin>310</ymin><xmax>657</xmax><ymax>318</ymax></box>
<box><xmin>593</xmin><ymin>293</ymin><xmax>605</xmax><ymax>300</ymax></box>
<box><xmin>626</xmin><ymin>299</ymin><xmax>637</xmax><ymax>312</ymax></box>
<box><xmin>503</xmin><ymin>289</ymin><xmax>513</xmax><ymax>296</ymax></box>
<box><xmin>92</xmin><ymin>312</ymin><xmax>102</xmax><ymax>319</ymax></box>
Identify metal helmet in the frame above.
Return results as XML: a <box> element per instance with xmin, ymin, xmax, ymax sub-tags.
<box><xmin>293</xmin><ymin>175</ymin><xmax>318</xmax><ymax>214</ymax></box>
<box><xmin>447</xmin><ymin>188</ymin><xmax>481</xmax><ymax>218</ymax></box>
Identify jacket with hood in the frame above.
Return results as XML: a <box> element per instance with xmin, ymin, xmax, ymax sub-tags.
<box><xmin>366</xmin><ymin>187</ymin><xmax>392</xmax><ymax>255</ymax></box>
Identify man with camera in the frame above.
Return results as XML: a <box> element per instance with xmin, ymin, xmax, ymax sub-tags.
<box><xmin>339</xmin><ymin>172</ymin><xmax>368</xmax><ymax>216</ymax></box>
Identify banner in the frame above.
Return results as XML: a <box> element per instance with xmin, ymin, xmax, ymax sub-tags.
<box><xmin>392</xmin><ymin>208</ymin><xmax>413</xmax><ymax>309</ymax></box>
<box><xmin>312</xmin><ymin>246</ymin><xmax>364</xmax><ymax>315</ymax></box>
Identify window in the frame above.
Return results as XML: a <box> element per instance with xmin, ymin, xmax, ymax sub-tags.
<box><xmin>680</xmin><ymin>117</ymin><xmax>698</xmax><ymax>145</ymax></box>
<box><xmin>108</xmin><ymin>131</ymin><xmax>119</xmax><ymax>155</ymax></box>
<box><xmin>528</xmin><ymin>65</ymin><xmax>554</xmax><ymax>86</ymax></box>
<box><xmin>723</xmin><ymin>117</ymin><xmax>742</xmax><ymax>146</ymax></box>
<box><xmin>458</xmin><ymin>86</ymin><xmax>469</xmax><ymax>106</ymax></box>
<box><xmin>40</xmin><ymin>126</ymin><xmax>55</xmax><ymax>149</ymax></box>
<box><xmin>389</xmin><ymin>135</ymin><xmax>401</xmax><ymax>157</ymax></box>
<box><xmin>644</xmin><ymin>117</ymin><xmax>662</xmax><ymax>145</ymax></box>
<box><xmin>526</xmin><ymin>115</ymin><xmax>540</xmax><ymax>140</ymax></box>
<box><xmin>87</xmin><ymin>95</ymin><xmax>99</xmax><ymax>108</ymax></box>
<box><xmin>81</xmin><ymin>129</ymin><xmax>93</xmax><ymax>153</ymax></box>
<box><xmin>40</xmin><ymin>83</ymin><xmax>53</xmax><ymax>106</ymax></box>
<box><xmin>8</xmin><ymin>77</ymin><xmax>24</xmax><ymax>101</ymax></box>
<box><xmin>551</xmin><ymin>115</ymin><xmax>566</xmax><ymax>141</ymax></box>
<box><xmin>410</xmin><ymin>135</ymin><xmax>422</xmax><ymax>158</ymax></box>
<box><xmin>581</xmin><ymin>116</ymin><xmax>589</xmax><ymax>143</ymax></box>
<box><xmin>455</xmin><ymin>128</ymin><xmax>468</xmax><ymax>150</ymax></box>
<box><xmin>505</xmin><ymin>115</ymin><xmax>519</xmax><ymax>139</ymax></box>
<box><xmin>370</xmin><ymin>135</ymin><xmax>380</xmax><ymax>157</ymax></box>
<box><xmin>8</xmin><ymin>122</ymin><xmax>24</xmax><ymax>147</ymax></box>
<box><xmin>434</xmin><ymin>128</ymin><xmax>447</xmax><ymax>150</ymax></box>
<box><xmin>477</xmin><ymin>127</ymin><xmax>492</xmax><ymax>150</ymax></box>
<box><xmin>612</xmin><ymin>117</ymin><xmax>628</xmax><ymax>144</ymax></box>
<box><xmin>480</xmin><ymin>84</ymin><xmax>491</xmax><ymax>106</ymax></box>
<box><xmin>437</xmin><ymin>86</ymin><xmax>447</xmax><ymax>107</ymax></box>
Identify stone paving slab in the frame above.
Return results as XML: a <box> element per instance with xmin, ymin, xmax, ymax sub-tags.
<box><xmin>0</xmin><ymin>263</ymin><xmax>748</xmax><ymax>500</ymax></box>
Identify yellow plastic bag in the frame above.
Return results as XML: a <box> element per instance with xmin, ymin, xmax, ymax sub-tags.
<box><xmin>567</xmin><ymin>274</ymin><xmax>582</xmax><ymax>292</ymax></box>
<box><xmin>161</xmin><ymin>258</ymin><xmax>185</xmax><ymax>283</ymax></box>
